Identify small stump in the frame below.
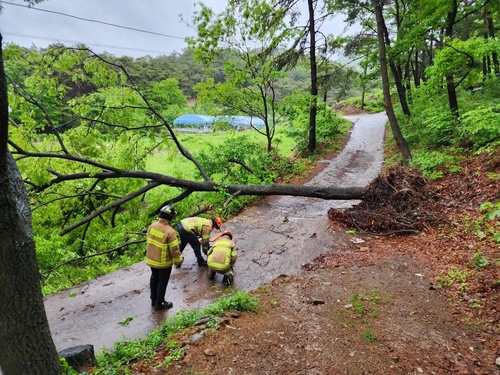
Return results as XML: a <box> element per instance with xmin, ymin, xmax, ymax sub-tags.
<box><xmin>59</xmin><ymin>344</ymin><xmax>97</xmax><ymax>372</ymax></box>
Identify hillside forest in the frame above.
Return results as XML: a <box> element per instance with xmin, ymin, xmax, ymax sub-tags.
<box><xmin>0</xmin><ymin>0</ymin><xmax>500</xmax><ymax>374</ymax></box>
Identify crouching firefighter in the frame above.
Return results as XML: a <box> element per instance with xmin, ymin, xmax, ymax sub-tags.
<box><xmin>206</xmin><ymin>230</ymin><xmax>237</xmax><ymax>287</ymax></box>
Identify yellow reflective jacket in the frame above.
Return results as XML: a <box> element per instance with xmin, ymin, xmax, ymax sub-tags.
<box><xmin>207</xmin><ymin>234</ymin><xmax>237</xmax><ymax>273</ymax></box>
<box><xmin>180</xmin><ymin>217</ymin><xmax>214</xmax><ymax>252</ymax></box>
<box><xmin>146</xmin><ymin>218</ymin><xmax>183</xmax><ymax>269</ymax></box>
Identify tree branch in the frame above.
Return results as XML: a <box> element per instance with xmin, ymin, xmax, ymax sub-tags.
<box><xmin>59</xmin><ymin>181</ymin><xmax>160</xmax><ymax>235</ymax></box>
<box><xmin>9</xmin><ymin>141</ymin><xmax>122</xmax><ymax>173</ymax></box>
<box><xmin>6</xmin><ymin>73</ymin><xmax>70</xmax><ymax>154</ymax></box>
<box><xmin>79</xmin><ymin>115</ymin><xmax>165</xmax><ymax>132</ymax></box>
<box><xmin>149</xmin><ymin>189</ymin><xmax>194</xmax><ymax>218</ymax></box>
<box><xmin>72</xmin><ymin>47</ymin><xmax>212</xmax><ymax>182</ymax></box>
<box><xmin>41</xmin><ymin>239</ymin><xmax>146</xmax><ymax>280</ymax></box>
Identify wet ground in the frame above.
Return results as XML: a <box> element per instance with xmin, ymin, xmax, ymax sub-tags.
<box><xmin>43</xmin><ymin>112</ymin><xmax>388</xmax><ymax>353</ymax></box>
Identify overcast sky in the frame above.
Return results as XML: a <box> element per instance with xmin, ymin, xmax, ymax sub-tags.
<box><xmin>0</xmin><ymin>0</ymin><xmax>352</xmax><ymax>58</ymax></box>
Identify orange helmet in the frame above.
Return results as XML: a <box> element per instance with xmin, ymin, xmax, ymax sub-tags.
<box><xmin>210</xmin><ymin>229</ymin><xmax>232</xmax><ymax>242</ymax></box>
<box><xmin>212</xmin><ymin>216</ymin><xmax>223</xmax><ymax>230</ymax></box>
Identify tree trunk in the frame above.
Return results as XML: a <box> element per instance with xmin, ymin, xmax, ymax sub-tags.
<box><xmin>413</xmin><ymin>49</ymin><xmax>420</xmax><ymax>88</ymax></box>
<box><xmin>486</xmin><ymin>9</ymin><xmax>499</xmax><ymax>75</ymax></box>
<box><xmin>372</xmin><ymin>0</ymin><xmax>412</xmax><ymax>163</ymax></box>
<box><xmin>381</xmin><ymin>14</ymin><xmax>411</xmax><ymax>117</ymax></box>
<box><xmin>445</xmin><ymin>73</ymin><xmax>459</xmax><ymax>117</ymax></box>
<box><xmin>361</xmin><ymin>65</ymin><xmax>367</xmax><ymax>110</ymax></box>
<box><xmin>444</xmin><ymin>0</ymin><xmax>459</xmax><ymax>118</ymax></box>
<box><xmin>0</xmin><ymin>34</ymin><xmax>63</xmax><ymax>375</ymax></box>
<box><xmin>307</xmin><ymin>0</ymin><xmax>318</xmax><ymax>154</ymax></box>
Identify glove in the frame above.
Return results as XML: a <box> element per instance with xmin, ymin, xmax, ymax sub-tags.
<box><xmin>204</xmin><ymin>246</ymin><xmax>213</xmax><ymax>256</ymax></box>
<box><xmin>175</xmin><ymin>255</ymin><xmax>184</xmax><ymax>268</ymax></box>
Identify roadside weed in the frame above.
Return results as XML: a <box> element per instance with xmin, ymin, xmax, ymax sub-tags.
<box><xmin>257</xmin><ymin>285</ymin><xmax>271</xmax><ymax>293</ymax></box>
<box><xmin>94</xmin><ymin>291</ymin><xmax>259</xmax><ymax>374</ymax></box>
<box><xmin>349</xmin><ymin>293</ymin><xmax>365</xmax><ymax>315</ymax></box>
<box><xmin>204</xmin><ymin>290</ymin><xmax>259</xmax><ymax>315</ymax></box>
<box><xmin>347</xmin><ymin>289</ymin><xmax>384</xmax><ymax>316</ymax></box>
<box><xmin>469</xmin><ymin>299</ymin><xmax>483</xmax><ymax>309</ymax></box>
<box><xmin>342</xmin><ymin>289</ymin><xmax>388</xmax><ymax>343</ymax></box>
<box><xmin>480</xmin><ymin>201</ymin><xmax>500</xmax><ymax>220</ymax></box>
<box><xmin>437</xmin><ymin>266</ymin><xmax>472</xmax><ymax>289</ymax></box>
<box><xmin>119</xmin><ymin>316</ymin><xmax>133</xmax><ymax>326</ymax></box>
<box><xmin>477</xmin><ymin>201</ymin><xmax>500</xmax><ymax>243</ymax></box>
<box><xmin>464</xmin><ymin>318</ymin><xmax>481</xmax><ymax>330</ymax></box>
<box><xmin>369</xmin><ymin>290</ymin><xmax>381</xmax><ymax>304</ymax></box>
<box><xmin>362</xmin><ymin>330</ymin><xmax>376</xmax><ymax>343</ymax></box>
<box><xmin>472</xmin><ymin>252</ymin><xmax>490</xmax><ymax>269</ymax></box>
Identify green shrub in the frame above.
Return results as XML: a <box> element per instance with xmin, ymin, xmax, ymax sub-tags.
<box><xmin>409</xmin><ymin>149</ymin><xmax>463</xmax><ymax>179</ymax></box>
<box><xmin>472</xmin><ymin>252</ymin><xmax>490</xmax><ymax>269</ymax></box>
<box><xmin>95</xmin><ymin>291</ymin><xmax>259</xmax><ymax>374</ymax></box>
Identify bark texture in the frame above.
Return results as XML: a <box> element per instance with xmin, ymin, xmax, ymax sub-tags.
<box><xmin>373</xmin><ymin>0</ymin><xmax>412</xmax><ymax>163</ymax></box>
<box><xmin>0</xmin><ymin>33</ymin><xmax>63</xmax><ymax>375</ymax></box>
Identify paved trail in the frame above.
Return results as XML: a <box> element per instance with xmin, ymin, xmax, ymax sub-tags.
<box><xmin>43</xmin><ymin>112</ymin><xmax>388</xmax><ymax>353</ymax></box>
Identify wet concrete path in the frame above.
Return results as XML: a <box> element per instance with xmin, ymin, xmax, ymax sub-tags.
<box><xmin>43</xmin><ymin>112</ymin><xmax>388</xmax><ymax>353</ymax></box>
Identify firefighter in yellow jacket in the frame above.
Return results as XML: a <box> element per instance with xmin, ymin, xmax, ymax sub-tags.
<box><xmin>207</xmin><ymin>230</ymin><xmax>237</xmax><ymax>287</ymax></box>
<box><xmin>146</xmin><ymin>205</ymin><xmax>183</xmax><ymax>310</ymax></box>
<box><xmin>177</xmin><ymin>216</ymin><xmax>222</xmax><ymax>267</ymax></box>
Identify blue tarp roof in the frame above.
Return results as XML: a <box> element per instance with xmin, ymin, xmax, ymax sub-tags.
<box><xmin>215</xmin><ymin>115</ymin><xmax>265</xmax><ymax>129</ymax></box>
<box><xmin>173</xmin><ymin>114</ymin><xmax>214</xmax><ymax>126</ymax></box>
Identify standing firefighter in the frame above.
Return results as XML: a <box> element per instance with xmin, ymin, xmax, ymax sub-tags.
<box><xmin>207</xmin><ymin>230</ymin><xmax>237</xmax><ymax>287</ymax></box>
<box><xmin>177</xmin><ymin>216</ymin><xmax>223</xmax><ymax>267</ymax></box>
<box><xmin>146</xmin><ymin>205</ymin><xmax>183</xmax><ymax>310</ymax></box>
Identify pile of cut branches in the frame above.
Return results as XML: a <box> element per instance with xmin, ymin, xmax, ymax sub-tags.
<box><xmin>328</xmin><ymin>166</ymin><xmax>447</xmax><ymax>235</ymax></box>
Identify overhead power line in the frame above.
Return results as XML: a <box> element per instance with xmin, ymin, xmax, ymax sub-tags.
<box><xmin>0</xmin><ymin>0</ymin><xmax>185</xmax><ymax>39</ymax></box>
<box><xmin>3</xmin><ymin>32</ymin><xmax>171</xmax><ymax>55</ymax></box>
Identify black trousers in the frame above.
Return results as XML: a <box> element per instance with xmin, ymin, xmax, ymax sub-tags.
<box><xmin>177</xmin><ymin>223</ymin><xmax>205</xmax><ymax>264</ymax></box>
<box><xmin>149</xmin><ymin>267</ymin><xmax>172</xmax><ymax>305</ymax></box>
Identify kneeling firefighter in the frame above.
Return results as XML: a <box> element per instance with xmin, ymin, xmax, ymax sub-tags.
<box><xmin>206</xmin><ymin>230</ymin><xmax>237</xmax><ymax>287</ymax></box>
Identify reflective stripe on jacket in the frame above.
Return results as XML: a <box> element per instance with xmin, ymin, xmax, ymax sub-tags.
<box><xmin>207</xmin><ymin>235</ymin><xmax>237</xmax><ymax>273</ymax></box>
<box><xmin>180</xmin><ymin>217</ymin><xmax>214</xmax><ymax>251</ymax></box>
<box><xmin>146</xmin><ymin>218</ymin><xmax>183</xmax><ymax>269</ymax></box>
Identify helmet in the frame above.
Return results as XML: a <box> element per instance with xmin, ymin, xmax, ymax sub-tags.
<box><xmin>159</xmin><ymin>205</ymin><xmax>176</xmax><ymax>221</ymax></box>
<box><xmin>212</xmin><ymin>216</ymin><xmax>223</xmax><ymax>230</ymax></box>
<box><xmin>221</xmin><ymin>230</ymin><xmax>233</xmax><ymax>240</ymax></box>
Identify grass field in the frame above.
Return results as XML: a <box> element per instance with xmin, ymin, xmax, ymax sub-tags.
<box><xmin>146</xmin><ymin>128</ymin><xmax>296</xmax><ymax>175</ymax></box>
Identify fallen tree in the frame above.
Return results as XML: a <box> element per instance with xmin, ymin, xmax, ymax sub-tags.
<box><xmin>8</xmin><ymin>145</ymin><xmax>366</xmax><ymax>235</ymax></box>
<box><xmin>7</xmin><ymin>46</ymin><xmax>366</xmax><ymax>240</ymax></box>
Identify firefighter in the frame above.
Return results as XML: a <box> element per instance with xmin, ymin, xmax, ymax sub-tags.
<box><xmin>146</xmin><ymin>205</ymin><xmax>183</xmax><ymax>310</ymax></box>
<box><xmin>207</xmin><ymin>230</ymin><xmax>237</xmax><ymax>287</ymax></box>
<box><xmin>177</xmin><ymin>216</ymin><xmax>223</xmax><ymax>267</ymax></box>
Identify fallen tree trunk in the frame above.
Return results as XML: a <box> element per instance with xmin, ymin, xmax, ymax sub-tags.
<box><xmin>32</xmin><ymin>169</ymin><xmax>366</xmax><ymax>200</ymax></box>
<box><xmin>225</xmin><ymin>183</ymin><xmax>364</xmax><ymax>199</ymax></box>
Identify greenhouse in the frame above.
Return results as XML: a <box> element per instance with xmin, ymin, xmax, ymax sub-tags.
<box><xmin>172</xmin><ymin>114</ymin><xmax>264</xmax><ymax>132</ymax></box>
<box><xmin>172</xmin><ymin>114</ymin><xmax>215</xmax><ymax>133</ymax></box>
